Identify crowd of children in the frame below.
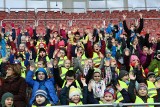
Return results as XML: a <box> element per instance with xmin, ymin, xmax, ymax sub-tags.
<box><xmin>0</xmin><ymin>13</ymin><xmax>160</xmax><ymax>107</ymax></box>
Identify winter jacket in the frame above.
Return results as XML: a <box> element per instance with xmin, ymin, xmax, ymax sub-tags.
<box><xmin>26</xmin><ymin>70</ymin><xmax>59</xmax><ymax>106</ymax></box>
<box><xmin>0</xmin><ymin>76</ymin><xmax>26</xmax><ymax>107</ymax></box>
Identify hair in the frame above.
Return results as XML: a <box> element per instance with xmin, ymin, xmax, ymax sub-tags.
<box><xmin>7</xmin><ymin>64</ymin><xmax>21</xmax><ymax>76</ymax></box>
<box><xmin>65</xmin><ymin>70</ymin><xmax>76</xmax><ymax>79</ymax></box>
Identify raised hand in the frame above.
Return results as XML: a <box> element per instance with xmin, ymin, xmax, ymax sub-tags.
<box><xmin>66</xmin><ymin>81</ymin><xmax>73</xmax><ymax>87</ymax></box>
<box><xmin>81</xmin><ymin>78</ymin><xmax>87</xmax><ymax>86</ymax></box>
<box><xmin>139</xmin><ymin>13</ymin><xmax>143</xmax><ymax>19</ymax></box>
<box><xmin>105</xmin><ymin>60</ymin><xmax>110</xmax><ymax>67</ymax></box>
<box><xmin>123</xmin><ymin>14</ymin><xmax>127</xmax><ymax>20</ymax></box>
<box><xmin>30</xmin><ymin>65</ymin><xmax>35</xmax><ymax>71</ymax></box>
<box><xmin>129</xmin><ymin>72</ymin><xmax>136</xmax><ymax>80</ymax></box>
<box><xmin>47</xmin><ymin>62</ymin><xmax>53</xmax><ymax>68</ymax></box>
<box><xmin>116</xmin><ymin>84</ymin><xmax>122</xmax><ymax>91</ymax></box>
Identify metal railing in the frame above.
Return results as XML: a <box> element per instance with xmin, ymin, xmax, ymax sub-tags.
<box><xmin>46</xmin><ymin>103</ymin><xmax>160</xmax><ymax>107</ymax></box>
<box><xmin>0</xmin><ymin>7</ymin><xmax>160</xmax><ymax>13</ymax></box>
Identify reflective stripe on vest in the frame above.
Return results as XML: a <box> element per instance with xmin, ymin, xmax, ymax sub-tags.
<box><xmin>117</xmin><ymin>80</ymin><xmax>128</xmax><ymax>102</ymax></box>
<box><xmin>21</xmin><ymin>61</ymin><xmax>26</xmax><ymax>78</ymax></box>
<box><xmin>135</xmin><ymin>96</ymin><xmax>154</xmax><ymax>107</ymax></box>
<box><xmin>61</xmin><ymin>67</ymin><xmax>73</xmax><ymax>79</ymax></box>
<box><xmin>147</xmin><ymin>81</ymin><xmax>157</xmax><ymax>98</ymax></box>
<box><xmin>69</xmin><ymin>101</ymin><xmax>83</xmax><ymax>105</ymax></box>
<box><xmin>58</xmin><ymin>56</ymin><xmax>67</xmax><ymax>67</ymax></box>
<box><xmin>92</xmin><ymin>52</ymin><xmax>101</xmax><ymax>67</ymax></box>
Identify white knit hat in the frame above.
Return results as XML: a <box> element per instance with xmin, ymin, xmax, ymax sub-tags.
<box><xmin>69</xmin><ymin>86</ymin><xmax>81</xmax><ymax>99</ymax></box>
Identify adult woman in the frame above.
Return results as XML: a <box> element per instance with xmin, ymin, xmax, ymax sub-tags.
<box><xmin>0</xmin><ymin>64</ymin><xmax>26</xmax><ymax>107</ymax></box>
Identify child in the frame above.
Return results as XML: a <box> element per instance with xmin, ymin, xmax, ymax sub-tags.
<box><xmin>1</xmin><ymin>92</ymin><xmax>14</xmax><ymax>107</ymax></box>
<box><xmin>26</xmin><ymin>65</ymin><xmax>59</xmax><ymax>106</ymax></box>
<box><xmin>88</xmin><ymin>68</ymin><xmax>106</xmax><ymax>99</ymax></box>
<box><xmin>60</xmin><ymin>78</ymin><xmax>87</xmax><ymax>105</ymax></box>
<box><xmin>32</xmin><ymin>90</ymin><xmax>51</xmax><ymax>107</ymax></box>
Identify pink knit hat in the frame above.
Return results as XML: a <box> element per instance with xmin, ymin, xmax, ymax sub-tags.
<box><xmin>58</xmin><ymin>40</ymin><xmax>65</xmax><ymax>47</ymax></box>
<box><xmin>130</xmin><ymin>55</ymin><xmax>139</xmax><ymax>63</ymax></box>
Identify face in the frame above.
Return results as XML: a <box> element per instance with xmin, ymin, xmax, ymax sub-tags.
<box><xmin>53</xmin><ymin>32</ymin><xmax>58</xmax><ymax>38</ymax></box>
<box><xmin>104</xmin><ymin>93</ymin><xmax>114</xmax><ymax>103</ymax></box>
<box><xmin>71</xmin><ymin>95</ymin><xmax>80</xmax><ymax>103</ymax></box>
<box><xmin>19</xmin><ymin>44</ymin><xmax>25</xmax><ymax>51</ymax></box>
<box><xmin>138</xmin><ymin>87</ymin><xmax>147</xmax><ymax>96</ymax></box>
<box><xmin>93</xmin><ymin>73</ymin><xmax>101</xmax><ymax>82</ymax></box>
<box><xmin>5</xmin><ymin>97</ymin><xmax>13</xmax><ymax>107</ymax></box>
<box><xmin>6</xmin><ymin>68</ymin><xmax>14</xmax><ymax>77</ymax></box>
<box><xmin>94</xmin><ymin>44</ymin><xmax>100</xmax><ymax>52</ymax></box>
<box><xmin>88</xmin><ymin>59</ymin><xmax>93</xmax><ymax>68</ymax></box>
<box><xmin>39</xmin><ymin>44</ymin><xmax>45</xmax><ymax>48</ymax></box>
<box><xmin>66</xmin><ymin>76</ymin><xmax>75</xmax><ymax>83</ymax></box>
<box><xmin>75</xmin><ymin>34</ymin><xmax>80</xmax><ymax>40</ymax></box>
<box><xmin>59</xmin><ymin>50</ymin><xmax>65</xmax><ymax>57</ymax></box>
<box><xmin>122</xmin><ymin>75</ymin><xmax>129</xmax><ymax>82</ymax></box>
<box><xmin>39</xmin><ymin>51</ymin><xmax>46</xmax><ymax>57</ymax></box>
<box><xmin>64</xmin><ymin>60</ymin><xmax>71</xmax><ymax>68</ymax></box>
<box><xmin>37</xmin><ymin>72</ymin><xmax>46</xmax><ymax>80</ymax></box>
<box><xmin>143</xmin><ymin>47</ymin><xmax>148</xmax><ymax>55</ymax></box>
<box><xmin>37</xmin><ymin>61</ymin><xmax>44</xmax><ymax>68</ymax></box>
<box><xmin>36</xmin><ymin>95</ymin><xmax>46</xmax><ymax>104</ymax></box>
<box><xmin>78</xmin><ymin>47</ymin><xmax>84</xmax><ymax>54</ymax></box>
<box><xmin>148</xmin><ymin>75</ymin><xmax>156</xmax><ymax>83</ymax></box>
<box><xmin>130</xmin><ymin>25</ymin><xmax>135</xmax><ymax>31</ymax></box>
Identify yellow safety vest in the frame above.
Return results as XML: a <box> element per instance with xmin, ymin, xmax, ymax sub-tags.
<box><xmin>69</xmin><ymin>101</ymin><xmax>83</xmax><ymax>105</ymax></box>
<box><xmin>154</xmin><ymin>67</ymin><xmax>160</xmax><ymax>76</ymax></box>
<box><xmin>92</xmin><ymin>52</ymin><xmax>101</xmax><ymax>67</ymax></box>
<box><xmin>32</xmin><ymin>104</ymin><xmax>51</xmax><ymax>107</ymax></box>
<box><xmin>130</xmin><ymin>66</ymin><xmax>146</xmax><ymax>77</ymax></box>
<box><xmin>135</xmin><ymin>96</ymin><xmax>154</xmax><ymax>107</ymax></box>
<box><xmin>62</xmin><ymin>80</ymin><xmax>82</xmax><ymax>98</ymax></box>
<box><xmin>80</xmin><ymin>54</ymin><xmax>87</xmax><ymax>66</ymax></box>
<box><xmin>58</xmin><ymin>56</ymin><xmax>67</xmax><ymax>67</ymax></box>
<box><xmin>147</xmin><ymin>81</ymin><xmax>157</xmax><ymax>98</ymax></box>
<box><xmin>0</xmin><ymin>58</ymin><xmax>2</xmax><ymax>64</ymax></box>
<box><xmin>61</xmin><ymin>67</ymin><xmax>73</xmax><ymax>79</ymax></box>
<box><xmin>116</xmin><ymin>80</ymin><xmax>128</xmax><ymax>102</ymax></box>
<box><xmin>21</xmin><ymin>61</ymin><xmax>26</xmax><ymax>78</ymax></box>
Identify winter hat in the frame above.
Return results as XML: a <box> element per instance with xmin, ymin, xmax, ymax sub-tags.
<box><xmin>94</xmin><ymin>68</ymin><xmax>101</xmax><ymax>74</ymax></box>
<box><xmin>35</xmin><ymin>90</ymin><xmax>47</xmax><ymax>99</ymax></box>
<box><xmin>69</xmin><ymin>86</ymin><xmax>81</xmax><ymax>99</ymax></box>
<box><xmin>58</xmin><ymin>40</ymin><xmax>65</xmax><ymax>47</ymax></box>
<box><xmin>35</xmin><ymin>68</ymin><xmax>48</xmax><ymax>80</ymax></box>
<box><xmin>39</xmin><ymin>48</ymin><xmax>46</xmax><ymax>53</ymax></box>
<box><xmin>156</xmin><ymin>76</ymin><xmax>160</xmax><ymax>82</ymax></box>
<box><xmin>104</xmin><ymin>87</ymin><xmax>115</xmax><ymax>99</ymax></box>
<box><xmin>119</xmin><ymin>70</ymin><xmax>128</xmax><ymax>79</ymax></box>
<box><xmin>136</xmin><ymin>83</ymin><xmax>148</xmax><ymax>91</ymax></box>
<box><xmin>1</xmin><ymin>92</ymin><xmax>14</xmax><ymax>107</ymax></box>
<box><xmin>130</xmin><ymin>55</ymin><xmax>139</xmax><ymax>63</ymax></box>
<box><xmin>147</xmin><ymin>72</ymin><xmax>155</xmax><ymax>78</ymax></box>
<box><xmin>105</xmin><ymin>50</ymin><xmax>112</xmax><ymax>54</ymax></box>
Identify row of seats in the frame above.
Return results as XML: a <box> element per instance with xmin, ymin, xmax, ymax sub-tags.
<box><xmin>0</xmin><ymin>10</ymin><xmax>160</xmax><ymax>36</ymax></box>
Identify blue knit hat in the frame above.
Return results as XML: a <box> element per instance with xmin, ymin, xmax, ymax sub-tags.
<box><xmin>35</xmin><ymin>67</ymin><xmax>48</xmax><ymax>80</ymax></box>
